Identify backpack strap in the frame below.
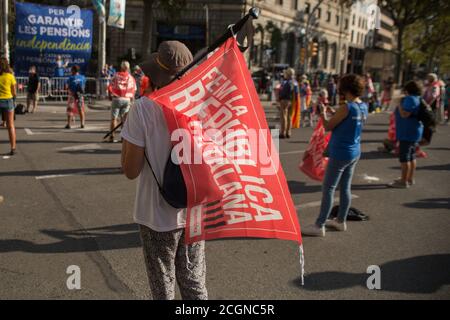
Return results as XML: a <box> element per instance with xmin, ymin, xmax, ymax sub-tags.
<box><xmin>144</xmin><ymin>152</ymin><xmax>163</xmax><ymax>192</ymax></box>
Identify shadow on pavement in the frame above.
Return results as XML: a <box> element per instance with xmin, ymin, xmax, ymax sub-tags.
<box><xmin>0</xmin><ymin>223</ymin><xmax>141</xmax><ymax>253</ymax></box>
<box><xmin>288</xmin><ymin>181</ymin><xmax>322</xmax><ymax>194</ymax></box>
<box><xmin>417</xmin><ymin>164</ymin><xmax>450</xmax><ymax>171</ymax></box>
<box><xmin>403</xmin><ymin>198</ymin><xmax>450</xmax><ymax>210</ymax></box>
<box><xmin>58</xmin><ymin>149</ymin><xmax>121</xmax><ymax>155</ymax></box>
<box><xmin>360</xmin><ymin>151</ymin><xmax>394</xmax><ymax>160</ymax></box>
<box><xmin>0</xmin><ymin>167</ymin><xmax>122</xmax><ymax>177</ymax></box>
<box><xmin>292</xmin><ymin>254</ymin><xmax>450</xmax><ymax>294</ymax></box>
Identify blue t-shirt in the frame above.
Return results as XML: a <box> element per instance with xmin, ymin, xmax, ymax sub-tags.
<box><xmin>328</xmin><ymin>101</ymin><xmax>368</xmax><ymax>161</ymax></box>
<box><xmin>67</xmin><ymin>74</ymin><xmax>86</xmax><ymax>94</ymax></box>
<box><xmin>395</xmin><ymin>95</ymin><xmax>423</xmax><ymax>142</ymax></box>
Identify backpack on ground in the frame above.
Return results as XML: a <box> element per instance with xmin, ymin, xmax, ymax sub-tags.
<box><xmin>15</xmin><ymin>103</ymin><xmax>26</xmax><ymax>115</ymax></box>
<box><xmin>330</xmin><ymin>206</ymin><xmax>370</xmax><ymax>221</ymax></box>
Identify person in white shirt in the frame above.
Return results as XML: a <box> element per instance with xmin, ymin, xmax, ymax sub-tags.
<box><xmin>121</xmin><ymin>41</ymin><xmax>207</xmax><ymax>300</ymax></box>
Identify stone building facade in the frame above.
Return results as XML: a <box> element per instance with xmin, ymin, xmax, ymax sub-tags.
<box><xmin>104</xmin><ymin>0</ymin><xmax>354</xmax><ymax>76</ymax></box>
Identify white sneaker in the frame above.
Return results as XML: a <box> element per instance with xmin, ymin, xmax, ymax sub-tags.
<box><xmin>301</xmin><ymin>224</ymin><xmax>326</xmax><ymax>237</ymax></box>
<box><xmin>325</xmin><ymin>218</ymin><xmax>347</xmax><ymax>232</ymax></box>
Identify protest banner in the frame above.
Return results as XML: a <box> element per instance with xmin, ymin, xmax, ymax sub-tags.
<box><xmin>108</xmin><ymin>0</ymin><xmax>126</xmax><ymax>29</ymax></box>
<box><xmin>149</xmin><ymin>37</ymin><xmax>303</xmax><ymax>248</ymax></box>
<box><xmin>299</xmin><ymin>118</ymin><xmax>331</xmax><ymax>181</ymax></box>
<box><xmin>14</xmin><ymin>2</ymin><xmax>93</xmax><ymax>77</ymax></box>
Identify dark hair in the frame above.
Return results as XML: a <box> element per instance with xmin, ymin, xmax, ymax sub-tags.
<box><xmin>338</xmin><ymin>74</ymin><xmax>365</xmax><ymax>97</ymax></box>
<box><xmin>403</xmin><ymin>80</ymin><xmax>422</xmax><ymax>96</ymax></box>
<box><xmin>0</xmin><ymin>58</ymin><xmax>11</xmax><ymax>75</ymax></box>
<box><xmin>71</xmin><ymin>65</ymin><xmax>80</xmax><ymax>74</ymax></box>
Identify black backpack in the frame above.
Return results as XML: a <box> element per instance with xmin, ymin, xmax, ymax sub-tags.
<box><xmin>416</xmin><ymin>99</ymin><xmax>436</xmax><ymax>145</ymax></box>
<box><xmin>144</xmin><ymin>151</ymin><xmax>187</xmax><ymax>209</ymax></box>
<box><xmin>15</xmin><ymin>103</ymin><xmax>26</xmax><ymax>115</ymax></box>
<box><xmin>417</xmin><ymin>99</ymin><xmax>436</xmax><ymax>128</ymax></box>
<box><xmin>330</xmin><ymin>206</ymin><xmax>369</xmax><ymax>221</ymax></box>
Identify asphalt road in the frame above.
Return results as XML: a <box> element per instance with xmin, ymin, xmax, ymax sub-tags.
<box><xmin>0</xmin><ymin>102</ymin><xmax>449</xmax><ymax>300</ymax></box>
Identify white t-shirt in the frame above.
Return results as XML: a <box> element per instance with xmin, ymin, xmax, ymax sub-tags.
<box><xmin>121</xmin><ymin>97</ymin><xmax>186</xmax><ymax>232</ymax></box>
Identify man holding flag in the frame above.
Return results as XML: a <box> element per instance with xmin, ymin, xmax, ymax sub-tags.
<box><xmin>121</xmin><ymin>9</ymin><xmax>303</xmax><ymax>300</ymax></box>
<box><xmin>121</xmin><ymin>41</ymin><xmax>207</xmax><ymax>300</ymax></box>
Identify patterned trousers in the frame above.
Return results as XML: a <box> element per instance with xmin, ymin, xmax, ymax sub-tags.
<box><xmin>139</xmin><ymin>225</ymin><xmax>208</xmax><ymax>300</ymax></box>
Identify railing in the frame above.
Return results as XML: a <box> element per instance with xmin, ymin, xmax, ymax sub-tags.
<box><xmin>14</xmin><ymin>77</ymin><xmax>112</xmax><ymax>101</ymax></box>
<box><xmin>16</xmin><ymin>77</ymin><xmax>50</xmax><ymax>102</ymax></box>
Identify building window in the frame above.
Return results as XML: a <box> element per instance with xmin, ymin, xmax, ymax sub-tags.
<box><xmin>331</xmin><ymin>43</ymin><xmax>337</xmax><ymax>69</ymax></box>
<box><xmin>277</xmin><ymin>0</ymin><xmax>283</xmax><ymax>5</ymax></box>
<box><xmin>317</xmin><ymin>8</ymin><xmax>322</xmax><ymax>19</ymax></box>
<box><xmin>292</xmin><ymin>0</ymin><xmax>299</xmax><ymax>10</ymax></box>
<box><xmin>336</xmin><ymin>15</ymin><xmax>340</xmax><ymax>26</ymax></box>
<box><xmin>322</xmin><ymin>41</ymin><xmax>329</xmax><ymax>69</ymax></box>
<box><xmin>305</xmin><ymin>2</ymin><xmax>310</xmax><ymax>14</ymax></box>
<box><xmin>327</xmin><ymin>11</ymin><xmax>331</xmax><ymax>22</ymax></box>
<box><xmin>351</xmin><ymin>30</ymin><xmax>354</xmax><ymax>42</ymax></box>
<box><xmin>352</xmin><ymin>14</ymin><xmax>355</xmax><ymax>25</ymax></box>
<box><xmin>345</xmin><ymin>18</ymin><xmax>348</xmax><ymax>30</ymax></box>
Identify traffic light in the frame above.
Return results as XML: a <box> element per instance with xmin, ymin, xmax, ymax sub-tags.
<box><xmin>299</xmin><ymin>48</ymin><xmax>306</xmax><ymax>65</ymax></box>
<box><xmin>310</xmin><ymin>42</ymin><xmax>319</xmax><ymax>57</ymax></box>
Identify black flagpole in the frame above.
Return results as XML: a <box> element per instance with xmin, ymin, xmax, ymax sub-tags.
<box><xmin>103</xmin><ymin>7</ymin><xmax>260</xmax><ymax>140</ymax></box>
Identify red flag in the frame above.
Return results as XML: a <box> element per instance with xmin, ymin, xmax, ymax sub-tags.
<box><xmin>149</xmin><ymin>38</ymin><xmax>302</xmax><ymax>245</ymax></box>
<box><xmin>387</xmin><ymin>112</ymin><xmax>396</xmax><ymax>142</ymax></box>
<box><xmin>299</xmin><ymin>118</ymin><xmax>331</xmax><ymax>181</ymax></box>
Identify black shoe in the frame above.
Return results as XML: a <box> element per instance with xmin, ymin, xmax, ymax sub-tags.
<box><xmin>286</xmin><ymin>133</ymin><xmax>291</xmax><ymax>139</ymax></box>
<box><xmin>9</xmin><ymin>149</ymin><xmax>16</xmax><ymax>156</ymax></box>
<box><xmin>80</xmin><ymin>124</ymin><xmax>85</xmax><ymax>129</ymax></box>
<box><xmin>279</xmin><ymin>134</ymin><xmax>286</xmax><ymax>139</ymax></box>
<box><xmin>65</xmin><ymin>124</ymin><xmax>71</xmax><ymax>129</ymax></box>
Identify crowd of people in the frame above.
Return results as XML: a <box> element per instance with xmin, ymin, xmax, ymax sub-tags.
<box><xmin>1</xmin><ymin>43</ymin><xmax>449</xmax><ymax>300</ymax></box>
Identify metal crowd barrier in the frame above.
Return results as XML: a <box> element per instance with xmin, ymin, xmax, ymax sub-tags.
<box><xmin>15</xmin><ymin>77</ymin><xmax>50</xmax><ymax>102</ymax></box>
<box><xmin>15</xmin><ymin>77</ymin><xmax>112</xmax><ymax>101</ymax></box>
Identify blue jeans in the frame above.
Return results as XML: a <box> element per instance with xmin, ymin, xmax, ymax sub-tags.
<box><xmin>316</xmin><ymin>156</ymin><xmax>359</xmax><ymax>227</ymax></box>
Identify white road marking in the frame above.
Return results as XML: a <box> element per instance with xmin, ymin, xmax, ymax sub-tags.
<box><xmin>279</xmin><ymin>150</ymin><xmax>305</xmax><ymax>156</ymax></box>
<box><xmin>296</xmin><ymin>194</ymin><xmax>359</xmax><ymax>210</ymax></box>
<box><xmin>0</xmin><ymin>195</ymin><xmax>3</xmax><ymax>204</ymax></box>
<box><xmin>24</xmin><ymin>128</ymin><xmax>34</xmax><ymax>135</ymax></box>
<box><xmin>360</xmin><ymin>174</ymin><xmax>381</xmax><ymax>183</ymax></box>
<box><xmin>2</xmin><ymin>156</ymin><xmax>10</xmax><ymax>160</ymax></box>
<box><xmin>59</xmin><ymin>143</ymin><xmax>103</xmax><ymax>151</ymax></box>
<box><xmin>35</xmin><ymin>168</ymin><xmax>122</xmax><ymax>180</ymax></box>
<box><xmin>25</xmin><ymin>125</ymin><xmax>109</xmax><ymax>136</ymax></box>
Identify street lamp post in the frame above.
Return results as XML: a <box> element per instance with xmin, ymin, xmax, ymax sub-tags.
<box><xmin>1</xmin><ymin>0</ymin><xmax>9</xmax><ymax>61</ymax></box>
<box><xmin>98</xmin><ymin>0</ymin><xmax>106</xmax><ymax>77</ymax></box>
<box><xmin>204</xmin><ymin>4</ymin><xmax>209</xmax><ymax>47</ymax></box>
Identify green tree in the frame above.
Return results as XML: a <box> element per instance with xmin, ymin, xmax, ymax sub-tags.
<box><xmin>380</xmin><ymin>0</ymin><xmax>448</xmax><ymax>83</ymax></box>
<box><xmin>404</xmin><ymin>11</ymin><xmax>450</xmax><ymax>74</ymax></box>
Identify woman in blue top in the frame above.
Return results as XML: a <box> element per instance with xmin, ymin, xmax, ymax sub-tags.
<box><xmin>388</xmin><ymin>81</ymin><xmax>423</xmax><ymax>189</ymax></box>
<box><xmin>303</xmin><ymin>74</ymin><xmax>368</xmax><ymax>237</ymax></box>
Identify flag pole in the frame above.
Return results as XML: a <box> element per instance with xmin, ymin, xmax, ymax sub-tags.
<box><xmin>103</xmin><ymin>7</ymin><xmax>260</xmax><ymax>140</ymax></box>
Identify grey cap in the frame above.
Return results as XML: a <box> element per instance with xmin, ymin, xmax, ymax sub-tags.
<box><xmin>141</xmin><ymin>41</ymin><xmax>193</xmax><ymax>88</ymax></box>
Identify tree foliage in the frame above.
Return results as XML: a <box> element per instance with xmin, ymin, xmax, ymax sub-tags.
<box><xmin>380</xmin><ymin>0</ymin><xmax>450</xmax><ymax>81</ymax></box>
